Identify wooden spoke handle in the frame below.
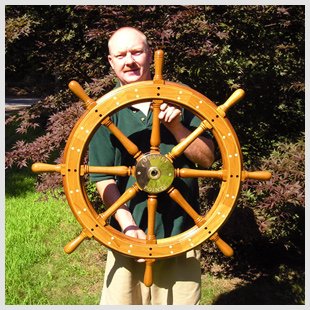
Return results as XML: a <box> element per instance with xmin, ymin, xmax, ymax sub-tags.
<box><xmin>32</xmin><ymin>163</ymin><xmax>134</xmax><ymax>177</ymax></box>
<box><xmin>217</xmin><ymin>89</ymin><xmax>245</xmax><ymax>117</ymax></box>
<box><xmin>242</xmin><ymin>170</ymin><xmax>272</xmax><ymax>181</ymax></box>
<box><xmin>101</xmin><ymin>117</ymin><xmax>142</xmax><ymax>160</ymax></box>
<box><xmin>146</xmin><ymin>195</ymin><xmax>157</xmax><ymax>243</ymax></box>
<box><xmin>210</xmin><ymin>232</ymin><xmax>234</xmax><ymax>257</ymax></box>
<box><xmin>153</xmin><ymin>50</ymin><xmax>164</xmax><ymax>83</ymax></box>
<box><xmin>64</xmin><ymin>229</ymin><xmax>91</xmax><ymax>254</ymax></box>
<box><xmin>69</xmin><ymin>81</ymin><xmax>96</xmax><ymax>109</ymax></box>
<box><xmin>150</xmin><ymin>100</ymin><xmax>162</xmax><ymax>153</ymax></box>
<box><xmin>167</xmin><ymin>120</ymin><xmax>211</xmax><ymax>161</ymax></box>
<box><xmin>82</xmin><ymin>165</ymin><xmax>134</xmax><ymax>177</ymax></box>
<box><xmin>100</xmin><ymin>184</ymin><xmax>140</xmax><ymax>222</ymax></box>
<box><xmin>176</xmin><ymin>168</ymin><xmax>227</xmax><ymax>180</ymax></box>
<box><xmin>144</xmin><ymin>259</ymin><xmax>156</xmax><ymax>287</ymax></box>
<box><xmin>168</xmin><ymin>187</ymin><xmax>206</xmax><ymax>227</ymax></box>
<box><xmin>32</xmin><ymin>162</ymin><xmax>65</xmax><ymax>174</ymax></box>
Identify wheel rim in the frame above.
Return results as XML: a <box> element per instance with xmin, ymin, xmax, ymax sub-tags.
<box><xmin>61</xmin><ymin>80</ymin><xmax>242</xmax><ymax>259</ymax></box>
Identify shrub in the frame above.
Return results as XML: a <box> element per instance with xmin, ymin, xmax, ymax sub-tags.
<box><xmin>200</xmin><ymin>135</ymin><xmax>305</xmax><ymax>275</ymax></box>
<box><xmin>5</xmin><ymin>6</ymin><xmax>305</xmax><ymax>271</ymax></box>
<box><xmin>5</xmin><ymin>5</ymin><xmax>304</xmax><ymax>180</ymax></box>
<box><xmin>244</xmin><ymin>136</ymin><xmax>305</xmax><ymax>252</ymax></box>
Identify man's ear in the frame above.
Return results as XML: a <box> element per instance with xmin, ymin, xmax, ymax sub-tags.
<box><xmin>108</xmin><ymin>55</ymin><xmax>114</xmax><ymax>69</ymax></box>
<box><xmin>148</xmin><ymin>48</ymin><xmax>153</xmax><ymax>64</ymax></box>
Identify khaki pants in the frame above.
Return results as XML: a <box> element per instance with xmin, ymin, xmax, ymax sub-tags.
<box><xmin>100</xmin><ymin>247</ymin><xmax>201</xmax><ymax>305</ymax></box>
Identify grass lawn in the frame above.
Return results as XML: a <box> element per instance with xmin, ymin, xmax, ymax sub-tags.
<box><xmin>5</xmin><ymin>167</ymin><xmax>105</xmax><ymax>305</ymax></box>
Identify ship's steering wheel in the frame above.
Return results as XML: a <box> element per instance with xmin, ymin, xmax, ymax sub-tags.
<box><xmin>32</xmin><ymin>50</ymin><xmax>271</xmax><ymax>286</ymax></box>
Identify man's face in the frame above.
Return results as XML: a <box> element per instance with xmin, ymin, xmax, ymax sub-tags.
<box><xmin>108</xmin><ymin>29</ymin><xmax>152</xmax><ymax>86</ymax></box>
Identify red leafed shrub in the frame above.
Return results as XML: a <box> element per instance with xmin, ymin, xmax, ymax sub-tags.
<box><xmin>243</xmin><ymin>136</ymin><xmax>305</xmax><ymax>250</ymax></box>
<box><xmin>199</xmin><ymin>136</ymin><xmax>305</xmax><ymax>275</ymax></box>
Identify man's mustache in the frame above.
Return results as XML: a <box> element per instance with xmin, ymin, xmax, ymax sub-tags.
<box><xmin>123</xmin><ymin>66</ymin><xmax>140</xmax><ymax>72</ymax></box>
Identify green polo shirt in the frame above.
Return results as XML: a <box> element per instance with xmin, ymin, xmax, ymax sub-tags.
<box><xmin>89</xmin><ymin>82</ymin><xmax>212</xmax><ymax>239</ymax></box>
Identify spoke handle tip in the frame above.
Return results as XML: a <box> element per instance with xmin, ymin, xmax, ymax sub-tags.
<box><xmin>144</xmin><ymin>259</ymin><xmax>155</xmax><ymax>287</ymax></box>
<box><xmin>210</xmin><ymin>232</ymin><xmax>234</xmax><ymax>257</ymax></box>
<box><xmin>64</xmin><ymin>229</ymin><xmax>91</xmax><ymax>254</ymax></box>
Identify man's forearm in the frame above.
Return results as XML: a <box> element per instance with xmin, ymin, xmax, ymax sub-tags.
<box><xmin>96</xmin><ymin>179</ymin><xmax>135</xmax><ymax>231</ymax></box>
<box><xmin>168</xmin><ymin>122</ymin><xmax>215</xmax><ymax>168</ymax></box>
<box><xmin>158</xmin><ymin>103</ymin><xmax>215</xmax><ymax>168</ymax></box>
<box><xmin>96</xmin><ymin>179</ymin><xmax>146</xmax><ymax>240</ymax></box>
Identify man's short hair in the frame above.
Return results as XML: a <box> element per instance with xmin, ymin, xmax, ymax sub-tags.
<box><xmin>108</xmin><ymin>27</ymin><xmax>149</xmax><ymax>54</ymax></box>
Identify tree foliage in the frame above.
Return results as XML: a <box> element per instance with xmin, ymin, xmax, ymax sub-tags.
<box><xmin>6</xmin><ymin>5</ymin><xmax>304</xmax><ymax>163</ymax></box>
<box><xmin>5</xmin><ymin>4</ymin><xmax>305</xmax><ymax>277</ymax></box>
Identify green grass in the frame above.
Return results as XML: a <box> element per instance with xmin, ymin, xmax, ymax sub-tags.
<box><xmin>5</xmin><ymin>166</ymin><xmax>105</xmax><ymax>305</ymax></box>
<box><xmin>5</xmin><ymin>166</ymin><xmax>305</xmax><ymax>305</ymax></box>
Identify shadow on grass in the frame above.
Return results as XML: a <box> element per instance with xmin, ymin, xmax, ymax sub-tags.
<box><xmin>202</xmin><ymin>206</ymin><xmax>305</xmax><ymax>305</ymax></box>
<box><xmin>5</xmin><ymin>165</ymin><xmax>38</xmax><ymax>198</ymax></box>
<box><xmin>213</xmin><ymin>272</ymin><xmax>304</xmax><ymax>305</ymax></box>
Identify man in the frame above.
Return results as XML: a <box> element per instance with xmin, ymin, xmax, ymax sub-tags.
<box><xmin>89</xmin><ymin>27</ymin><xmax>215</xmax><ymax>305</ymax></box>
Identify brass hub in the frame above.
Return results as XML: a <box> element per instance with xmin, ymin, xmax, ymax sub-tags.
<box><xmin>135</xmin><ymin>153</ymin><xmax>174</xmax><ymax>194</ymax></box>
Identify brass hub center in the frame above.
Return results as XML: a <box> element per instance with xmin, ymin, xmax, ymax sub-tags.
<box><xmin>135</xmin><ymin>153</ymin><xmax>174</xmax><ymax>194</ymax></box>
<box><xmin>148</xmin><ymin>167</ymin><xmax>161</xmax><ymax>180</ymax></box>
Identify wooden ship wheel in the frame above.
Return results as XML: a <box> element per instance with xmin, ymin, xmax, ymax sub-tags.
<box><xmin>32</xmin><ymin>50</ymin><xmax>271</xmax><ymax>286</ymax></box>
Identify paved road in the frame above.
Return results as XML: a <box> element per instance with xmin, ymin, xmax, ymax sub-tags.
<box><xmin>5</xmin><ymin>98</ymin><xmax>41</xmax><ymax>118</ymax></box>
<box><xmin>5</xmin><ymin>98</ymin><xmax>40</xmax><ymax>107</ymax></box>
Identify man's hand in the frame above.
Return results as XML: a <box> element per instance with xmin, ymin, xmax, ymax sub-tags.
<box><xmin>157</xmin><ymin>102</ymin><xmax>215</xmax><ymax>168</ymax></box>
<box><xmin>158</xmin><ymin>103</ymin><xmax>182</xmax><ymax>129</ymax></box>
<box><xmin>124</xmin><ymin>225</ymin><xmax>147</xmax><ymax>239</ymax></box>
<box><xmin>96</xmin><ymin>180</ymin><xmax>147</xmax><ymax>263</ymax></box>
<box><xmin>123</xmin><ymin>225</ymin><xmax>147</xmax><ymax>263</ymax></box>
